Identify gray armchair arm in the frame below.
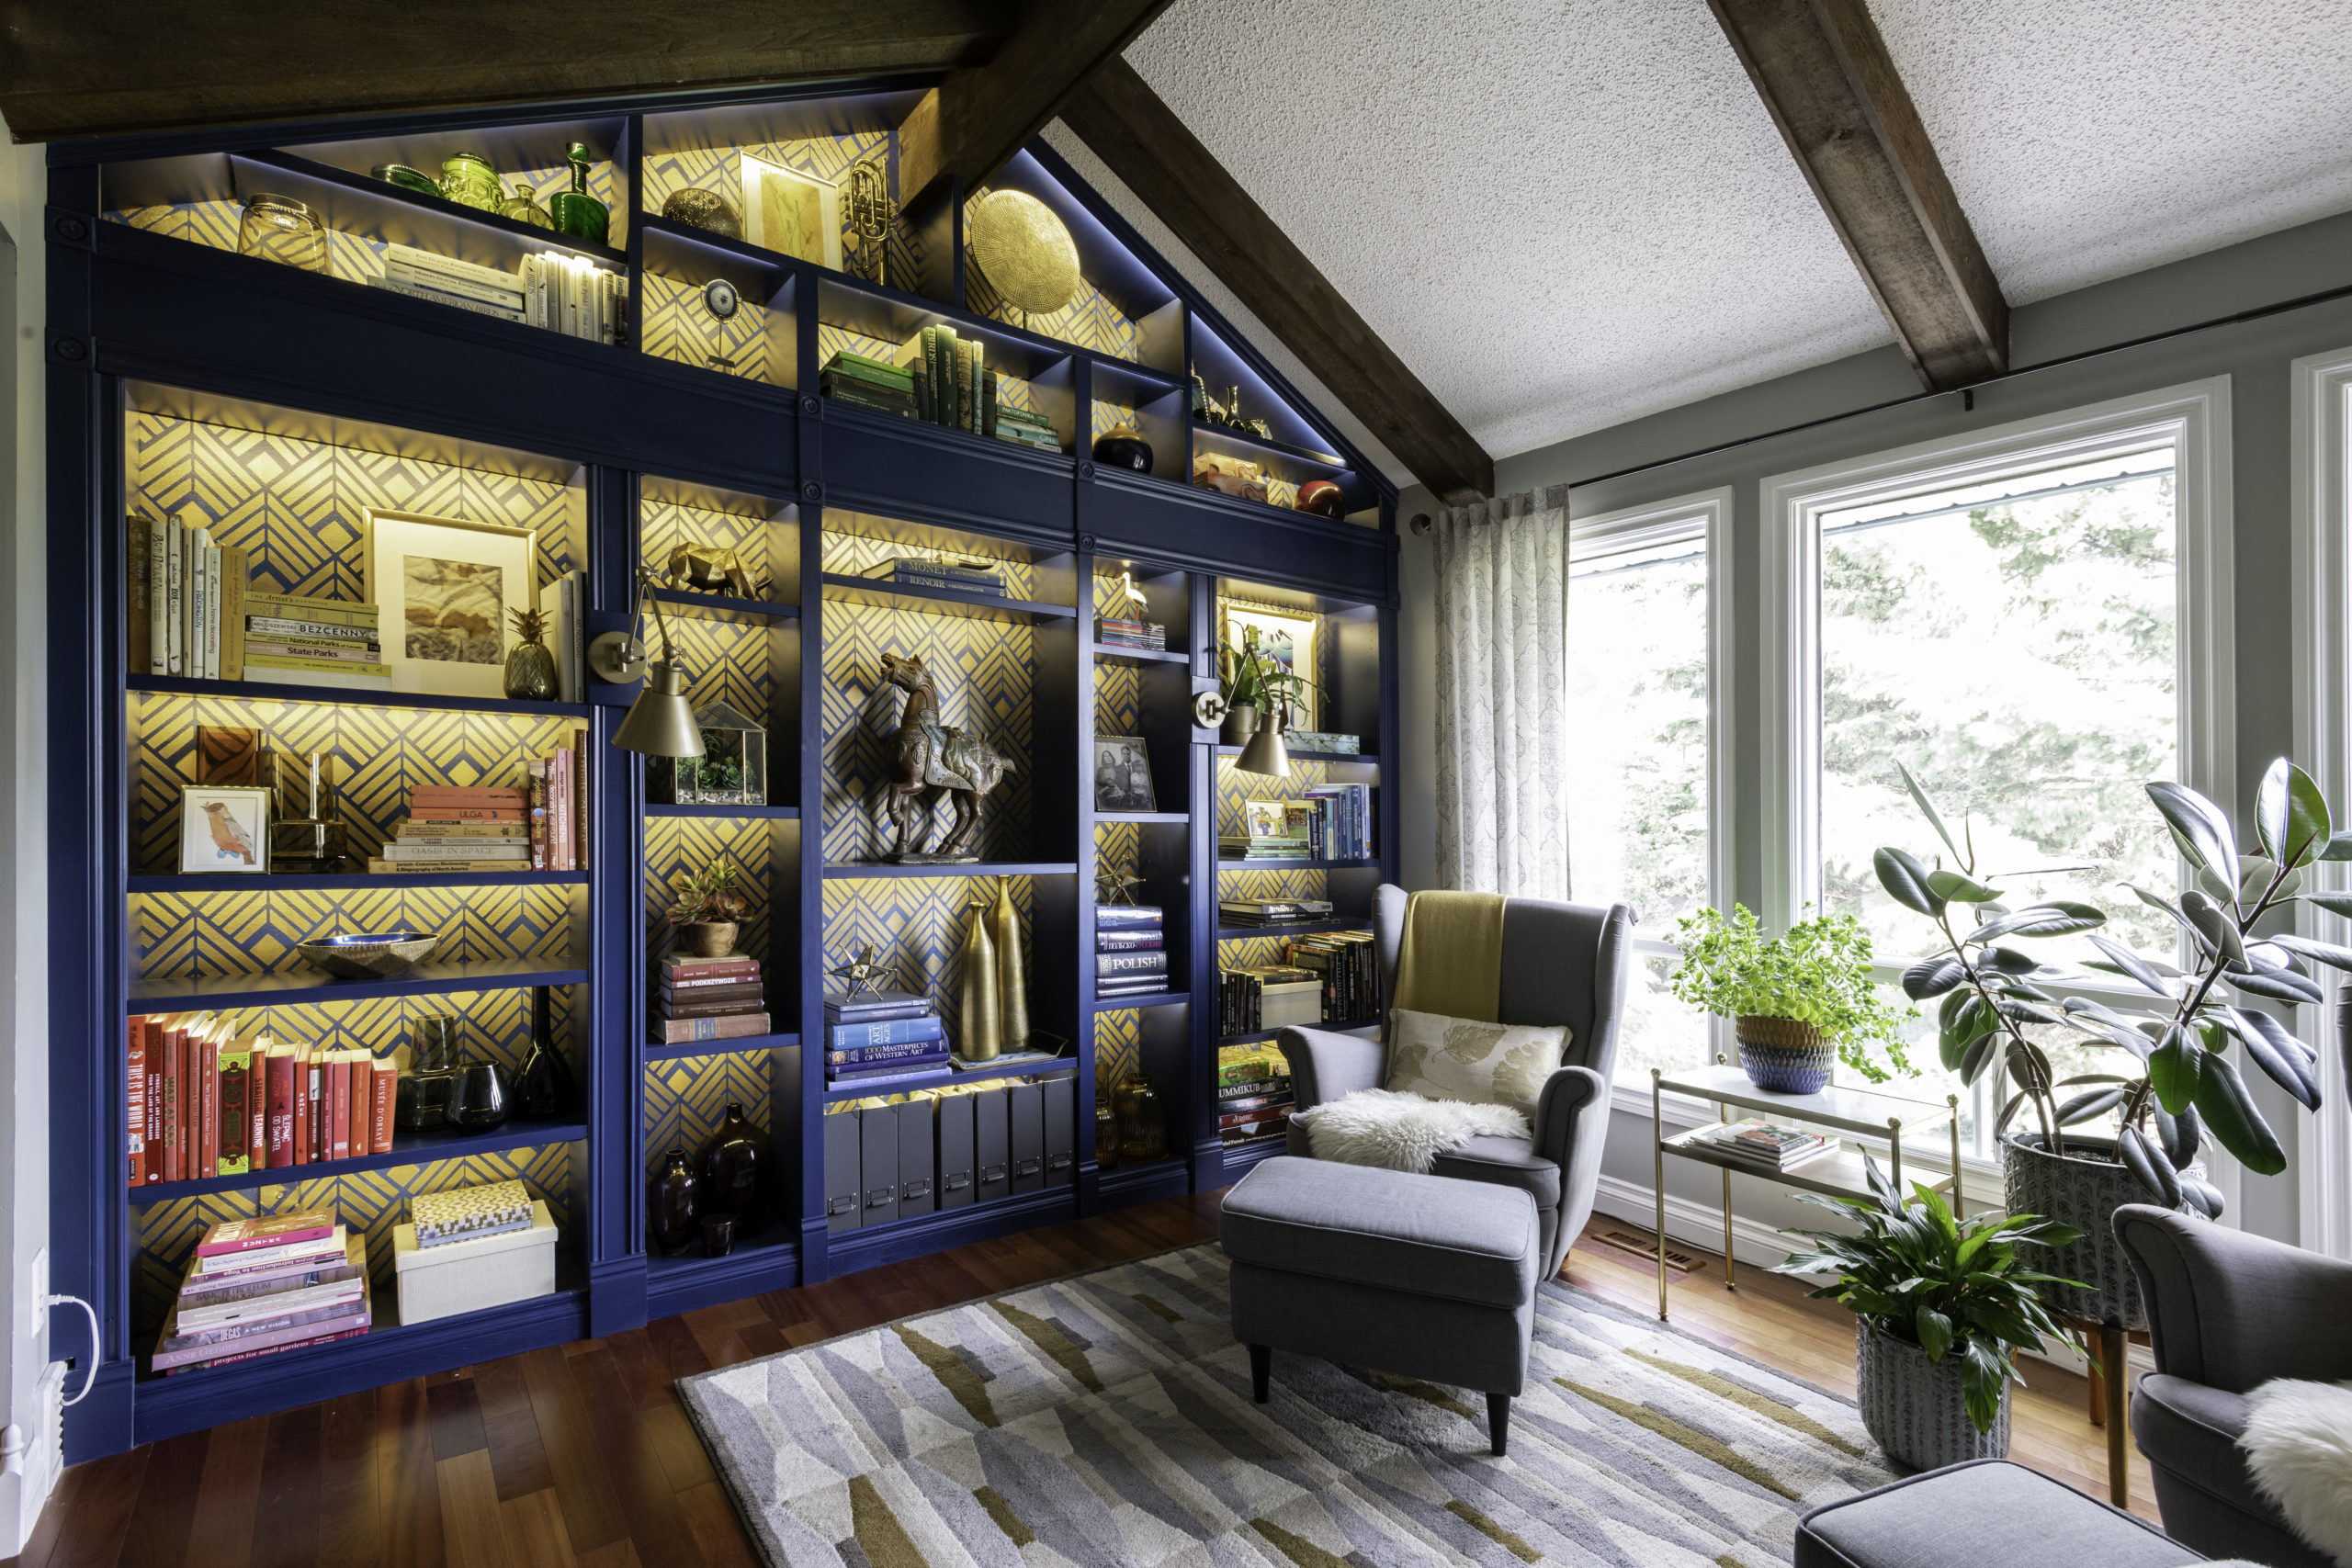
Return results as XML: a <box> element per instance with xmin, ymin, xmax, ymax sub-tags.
<box><xmin>2115</xmin><ymin>1203</ymin><xmax>2352</xmax><ymax>1392</ymax></box>
<box><xmin>1276</xmin><ymin>1026</ymin><xmax>1384</xmax><ymax>1114</ymax></box>
<box><xmin>1533</xmin><ymin>1065</ymin><xmax>1610</xmax><ymax>1259</ymax></box>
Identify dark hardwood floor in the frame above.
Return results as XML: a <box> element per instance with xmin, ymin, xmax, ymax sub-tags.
<box><xmin>9</xmin><ymin>1192</ymin><xmax>2154</xmax><ymax>1567</ymax></box>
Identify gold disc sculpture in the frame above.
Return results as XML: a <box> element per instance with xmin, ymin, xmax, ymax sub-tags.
<box><xmin>967</xmin><ymin>189</ymin><xmax>1081</xmax><ymax>323</ymax></box>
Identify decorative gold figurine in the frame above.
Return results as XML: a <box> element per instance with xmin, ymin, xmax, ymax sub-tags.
<box><xmin>1098</xmin><ymin>868</ymin><xmax>1146</xmax><ymax>906</ymax></box>
<box><xmin>957</xmin><ymin>897</ymin><xmax>1002</xmax><ymax>1061</ymax></box>
<box><xmin>664</xmin><ymin>542</ymin><xmax>756</xmax><ymax>601</ymax></box>
<box><xmin>844</xmin><ymin>156</ymin><xmax>892</xmax><ymax>288</ymax></box>
<box><xmin>988</xmin><ymin>877</ymin><xmax>1029</xmax><ymax>1050</ymax></box>
<box><xmin>827</xmin><ymin>943</ymin><xmax>900</xmax><ymax>999</ymax></box>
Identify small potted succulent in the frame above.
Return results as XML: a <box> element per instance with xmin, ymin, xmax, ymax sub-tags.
<box><xmin>1776</xmin><ymin>1154</ymin><xmax>2080</xmax><ymax>1471</ymax></box>
<box><xmin>1668</xmin><ymin>904</ymin><xmax>1913</xmax><ymax>1092</ymax></box>
<box><xmin>668</xmin><ymin>855</ymin><xmax>749</xmax><ymax>958</ymax></box>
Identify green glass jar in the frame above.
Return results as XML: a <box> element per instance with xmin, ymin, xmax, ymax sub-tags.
<box><xmin>499</xmin><ymin>179</ymin><xmax>555</xmax><ymax>231</ymax></box>
<box><xmin>438</xmin><ymin>152</ymin><xmax>503</xmax><ymax>213</ymax></box>
<box><xmin>548</xmin><ymin>141</ymin><xmax>609</xmax><ymax>244</ymax></box>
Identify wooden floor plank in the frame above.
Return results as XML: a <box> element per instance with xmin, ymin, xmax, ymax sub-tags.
<box><xmin>24</xmin><ymin>1192</ymin><xmax>2178</xmax><ymax>1566</ymax></box>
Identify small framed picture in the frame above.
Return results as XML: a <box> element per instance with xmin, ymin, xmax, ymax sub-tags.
<box><xmin>361</xmin><ymin>507</ymin><xmax>538</xmax><ymax>697</ymax></box>
<box><xmin>740</xmin><ymin>152</ymin><xmax>842</xmax><ymax>271</ymax></box>
<box><xmin>1093</xmin><ymin>736</ymin><xmax>1157</xmax><ymax>813</ymax></box>
<box><xmin>179</xmin><ymin>785</ymin><xmax>272</xmax><ymax>874</ymax></box>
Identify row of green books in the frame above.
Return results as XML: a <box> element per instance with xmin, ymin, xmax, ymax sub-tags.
<box><xmin>819</xmin><ymin>342</ymin><xmax>1067</xmax><ymax>455</ymax></box>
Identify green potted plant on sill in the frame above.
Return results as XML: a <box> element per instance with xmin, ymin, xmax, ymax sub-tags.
<box><xmin>1871</xmin><ymin>757</ymin><xmax>2334</xmax><ymax>1330</ymax></box>
<box><xmin>1667</xmin><ymin>904</ymin><xmax>1913</xmax><ymax>1092</ymax></box>
<box><xmin>1775</xmin><ymin>1154</ymin><xmax>2080</xmax><ymax>1471</ymax></box>
<box><xmin>668</xmin><ymin>854</ymin><xmax>750</xmax><ymax>959</ymax></box>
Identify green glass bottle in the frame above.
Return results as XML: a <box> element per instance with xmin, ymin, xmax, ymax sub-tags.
<box><xmin>499</xmin><ymin>178</ymin><xmax>555</xmax><ymax>231</ymax></box>
<box><xmin>548</xmin><ymin>141</ymin><xmax>609</xmax><ymax>244</ymax></box>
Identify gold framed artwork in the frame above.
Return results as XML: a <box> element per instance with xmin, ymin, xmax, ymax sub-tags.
<box><xmin>178</xmin><ymin>784</ymin><xmax>271</xmax><ymax>874</ymax></box>
<box><xmin>739</xmin><ymin>152</ymin><xmax>842</xmax><ymax>271</ymax></box>
<box><xmin>1224</xmin><ymin>604</ymin><xmax>1317</xmax><ymax>730</ymax></box>
<box><xmin>361</xmin><ymin>508</ymin><xmax>537</xmax><ymax>697</ymax></box>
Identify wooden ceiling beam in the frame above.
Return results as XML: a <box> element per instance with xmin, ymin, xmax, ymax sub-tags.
<box><xmin>895</xmin><ymin>0</ymin><xmax>1170</xmax><ymax>211</ymax></box>
<box><xmin>1708</xmin><ymin>0</ymin><xmax>2007</xmax><ymax>389</ymax></box>
<box><xmin>1061</xmin><ymin>58</ymin><xmax>1492</xmax><ymax>506</ymax></box>
<box><xmin>0</xmin><ymin>1</ymin><xmax>1017</xmax><ymax>144</ymax></box>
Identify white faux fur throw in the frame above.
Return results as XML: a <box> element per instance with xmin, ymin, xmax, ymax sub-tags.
<box><xmin>1301</xmin><ymin>1089</ymin><xmax>1532</xmax><ymax>1174</ymax></box>
<box><xmin>2242</xmin><ymin>1378</ymin><xmax>2352</xmax><ymax>1566</ymax></box>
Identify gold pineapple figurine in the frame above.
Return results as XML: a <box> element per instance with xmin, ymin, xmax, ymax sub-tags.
<box><xmin>503</xmin><ymin>605</ymin><xmax>560</xmax><ymax>701</ymax></box>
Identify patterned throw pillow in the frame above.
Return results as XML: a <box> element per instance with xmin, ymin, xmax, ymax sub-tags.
<box><xmin>1382</xmin><ymin>1008</ymin><xmax>1571</xmax><ymax>1119</ymax></box>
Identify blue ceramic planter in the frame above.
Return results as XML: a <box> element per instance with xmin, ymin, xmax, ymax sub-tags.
<box><xmin>1734</xmin><ymin>1018</ymin><xmax>1837</xmax><ymax>1095</ymax></box>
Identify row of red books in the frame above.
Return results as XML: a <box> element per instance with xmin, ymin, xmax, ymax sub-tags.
<box><xmin>652</xmin><ymin>953</ymin><xmax>770</xmax><ymax>1044</ymax></box>
<box><xmin>526</xmin><ymin>742</ymin><xmax>589</xmax><ymax>871</ymax></box>
<box><xmin>128</xmin><ymin>1013</ymin><xmax>396</xmax><ymax>1187</ymax></box>
<box><xmin>154</xmin><ymin>1210</ymin><xmax>371</xmax><ymax>1373</ymax></box>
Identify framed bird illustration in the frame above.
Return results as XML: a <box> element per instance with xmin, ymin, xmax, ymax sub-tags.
<box><xmin>178</xmin><ymin>784</ymin><xmax>272</xmax><ymax>874</ymax></box>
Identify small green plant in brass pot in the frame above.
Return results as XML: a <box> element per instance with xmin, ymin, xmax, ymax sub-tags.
<box><xmin>1668</xmin><ymin>904</ymin><xmax>1913</xmax><ymax>1093</ymax></box>
<box><xmin>669</xmin><ymin>855</ymin><xmax>749</xmax><ymax>959</ymax></box>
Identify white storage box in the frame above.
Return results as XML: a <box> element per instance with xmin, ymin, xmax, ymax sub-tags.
<box><xmin>1260</xmin><ymin>982</ymin><xmax>1324</xmax><ymax>1030</ymax></box>
<box><xmin>394</xmin><ymin>1200</ymin><xmax>557</xmax><ymax>1325</ymax></box>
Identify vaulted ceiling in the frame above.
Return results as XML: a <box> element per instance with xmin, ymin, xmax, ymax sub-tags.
<box><xmin>1107</xmin><ymin>0</ymin><xmax>2352</xmax><ymax>471</ymax></box>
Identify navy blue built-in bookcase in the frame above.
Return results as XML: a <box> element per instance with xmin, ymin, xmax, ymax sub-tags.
<box><xmin>46</xmin><ymin>81</ymin><xmax>1398</xmax><ymax>1458</ymax></box>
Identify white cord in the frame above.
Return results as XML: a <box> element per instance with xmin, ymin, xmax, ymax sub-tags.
<box><xmin>44</xmin><ymin>1296</ymin><xmax>97</xmax><ymax>1406</ymax></box>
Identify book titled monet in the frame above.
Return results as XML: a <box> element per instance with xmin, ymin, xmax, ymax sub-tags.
<box><xmin>194</xmin><ymin>1210</ymin><xmax>335</xmax><ymax>1258</ymax></box>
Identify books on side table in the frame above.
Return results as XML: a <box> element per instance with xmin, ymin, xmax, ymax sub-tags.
<box><xmin>822</xmin><ymin>989</ymin><xmax>944</xmax><ymax>1087</ymax></box>
<box><xmin>153</xmin><ymin>1211</ymin><xmax>370</xmax><ymax>1372</ymax></box>
<box><xmin>1690</xmin><ymin>1119</ymin><xmax>1841</xmax><ymax>1174</ymax></box>
<box><xmin>654</xmin><ymin>955</ymin><xmax>770</xmax><ymax>1044</ymax></box>
<box><xmin>1097</xmin><ymin>903</ymin><xmax>1168</xmax><ymax>999</ymax></box>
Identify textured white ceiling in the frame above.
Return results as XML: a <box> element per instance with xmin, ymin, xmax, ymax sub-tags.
<box><xmin>1103</xmin><ymin>0</ymin><xmax>2352</xmax><ymax>477</ymax></box>
<box><xmin>1874</xmin><ymin>0</ymin><xmax>2352</xmax><ymax>305</ymax></box>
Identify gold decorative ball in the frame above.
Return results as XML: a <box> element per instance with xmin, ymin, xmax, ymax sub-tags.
<box><xmin>967</xmin><ymin>189</ymin><xmax>1081</xmax><ymax>315</ymax></box>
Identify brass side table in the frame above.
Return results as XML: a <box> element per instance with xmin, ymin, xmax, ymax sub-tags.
<box><xmin>1650</xmin><ymin>1061</ymin><xmax>1962</xmax><ymax>1321</ymax></box>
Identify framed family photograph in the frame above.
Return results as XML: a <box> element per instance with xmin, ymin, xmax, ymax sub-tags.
<box><xmin>1093</xmin><ymin>735</ymin><xmax>1157</xmax><ymax>813</ymax></box>
<box><xmin>1224</xmin><ymin>604</ymin><xmax>1317</xmax><ymax>729</ymax></box>
<box><xmin>178</xmin><ymin>784</ymin><xmax>272</xmax><ymax>874</ymax></box>
<box><xmin>739</xmin><ymin>152</ymin><xmax>842</xmax><ymax>270</ymax></box>
<box><xmin>362</xmin><ymin>508</ymin><xmax>538</xmax><ymax>696</ymax></box>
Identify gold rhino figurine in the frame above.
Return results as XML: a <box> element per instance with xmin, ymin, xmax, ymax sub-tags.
<box><xmin>664</xmin><ymin>543</ymin><xmax>756</xmax><ymax>601</ymax></box>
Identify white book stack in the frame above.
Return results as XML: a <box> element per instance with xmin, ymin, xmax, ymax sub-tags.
<box><xmin>538</xmin><ymin>569</ymin><xmax>586</xmax><ymax>702</ymax></box>
<box><xmin>367</xmin><ymin>244</ymin><xmax>627</xmax><ymax>344</ymax></box>
<box><xmin>368</xmin><ymin>244</ymin><xmax>526</xmax><ymax>321</ymax></box>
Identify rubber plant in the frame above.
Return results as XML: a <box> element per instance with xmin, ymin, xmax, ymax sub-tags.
<box><xmin>1774</xmin><ymin>1152</ymin><xmax>2081</xmax><ymax>1434</ymax></box>
<box><xmin>1873</xmin><ymin>758</ymin><xmax>2335</xmax><ymax>1211</ymax></box>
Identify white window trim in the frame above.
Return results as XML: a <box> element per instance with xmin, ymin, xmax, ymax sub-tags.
<box><xmin>2290</xmin><ymin>344</ymin><xmax>2352</xmax><ymax>1260</ymax></box>
<box><xmin>1759</xmin><ymin>378</ymin><xmax>2236</xmax><ymax>1186</ymax></box>
<box><xmin>1564</xmin><ymin>487</ymin><xmax>1738</xmax><ymax>1121</ymax></box>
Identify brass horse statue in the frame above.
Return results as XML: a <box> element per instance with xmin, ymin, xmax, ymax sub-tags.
<box><xmin>865</xmin><ymin>651</ymin><xmax>1016</xmax><ymax>861</ymax></box>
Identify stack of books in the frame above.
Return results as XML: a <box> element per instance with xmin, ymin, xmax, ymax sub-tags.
<box><xmin>125</xmin><ymin>512</ymin><xmax>255</xmax><ymax>682</ymax></box>
<box><xmin>244</xmin><ymin>592</ymin><xmax>387</xmax><ymax>690</ymax></box>
<box><xmin>1097</xmin><ymin>903</ymin><xmax>1167</xmax><ymax>999</ymax></box>
<box><xmin>897</xmin><ymin>324</ymin><xmax>990</xmax><ymax>432</ymax></box>
<box><xmin>863</xmin><ymin>554</ymin><xmax>1006</xmax><ymax>596</ymax></box>
<box><xmin>364</xmin><ymin>245</ymin><xmax>627</xmax><ymax>344</ymax></box>
<box><xmin>153</xmin><ymin>1212</ymin><xmax>370</xmax><ymax>1373</ymax></box>
<box><xmin>1297</xmin><ymin>784</ymin><xmax>1375</xmax><ymax>860</ymax></box>
<box><xmin>819</xmin><ymin>350</ymin><xmax>918</xmax><ymax>419</ymax></box>
<box><xmin>376</xmin><ymin>786</ymin><xmax>532</xmax><ymax>876</ymax></box>
<box><xmin>128</xmin><ymin>1013</ymin><xmax>394</xmax><ymax>1186</ymax></box>
<box><xmin>1216</xmin><ymin>1045</ymin><xmax>1293</xmax><ymax>1145</ymax></box>
<box><xmin>824</xmin><ymin>988</ymin><xmax>946</xmax><ymax>1087</ymax></box>
<box><xmin>1693</xmin><ymin>1119</ymin><xmax>1839</xmax><ymax>1174</ymax></box>
<box><xmin>1094</xmin><ymin>615</ymin><xmax>1166</xmax><ymax>650</ymax></box>
<box><xmin>1219</xmin><ymin>897</ymin><xmax>1333</xmax><ymax>929</ymax></box>
<box><xmin>993</xmin><ymin>400</ymin><xmax>1062</xmax><ymax>454</ymax></box>
<box><xmin>1220</xmin><ymin>798</ymin><xmax>1313</xmax><ymax>861</ymax></box>
<box><xmin>524</xmin><ymin>736</ymin><xmax>591</xmax><ymax>872</ymax></box>
<box><xmin>1219</xmin><ymin>965</ymin><xmax>1322</xmax><ymax>1035</ymax></box>
<box><xmin>1286</xmin><ymin>930</ymin><xmax>1380</xmax><ymax>1024</ymax></box>
<box><xmin>655</xmin><ymin>954</ymin><xmax>769</xmax><ymax>1045</ymax></box>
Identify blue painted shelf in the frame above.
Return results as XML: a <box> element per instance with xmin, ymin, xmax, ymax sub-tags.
<box><xmin>822</xmin><ymin>862</ymin><xmax>1080</xmax><ymax>880</ymax></box>
<box><xmin>1096</xmin><ymin>812</ymin><xmax>1189</xmax><ymax>826</ymax></box>
<box><xmin>643</xmin><ymin>1031</ymin><xmax>797</xmax><ymax>1063</ymax></box>
<box><xmin>130</xmin><ymin>675</ymin><xmax>591</xmax><ymax>720</ymax></box>
<box><xmin>1216</xmin><ymin>919</ymin><xmax>1374</xmax><ymax>940</ymax></box>
<box><xmin>1216</xmin><ymin>857</ymin><xmax>1379</xmax><ymax>871</ymax></box>
<box><xmin>130</xmin><ymin>872</ymin><xmax>585</xmax><ymax>893</ymax></box>
<box><xmin>129</xmin><ymin>1118</ymin><xmax>590</xmax><ymax>1203</ymax></box>
<box><xmin>1217</xmin><ymin>1020</ymin><xmax>1378</xmax><ymax>1048</ymax></box>
<box><xmin>650</xmin><ymin>587</ymin><xmax>798</xmax><ymax>623</ymax></box>
<box><xmin>1215</xmin><ymin>745</ymin><xmax>1378</xmax><ymax>765</ymax></box>
<box><xmin>644</xmin><ymin>804</ymin><xmax>798</xmax><ymax>821</ymax></box>
<box><xmin>1091</xmin><ymin>990</ymin><xmax>1188</xmax><ymax>1013</ymax></box>
<box><xmin>820</xmin><ymin>573</ymin><xmax>1079</xmax><ymax>626</ymax></box>
<box><xmin>1089</xmin><ymin>641</ymin><xmax>1189</xmax><ymax>666</ymax></box>
<box><xmin>820</xmin><ymin>1050</ymin><xmax>1076</xmax><ymax>1104</ymax></box>
<box><xmin>128</xmin><ymin>957</ymin><xmax>588</xmax><ymax>1012</ymax></box>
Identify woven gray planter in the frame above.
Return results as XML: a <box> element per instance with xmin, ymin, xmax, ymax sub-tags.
<box><xmin>2001</xmin><ymin>1132</ymin><xmax>2194</xmax><ymax>1329</ymax></box>
<box><xmin>1855</xmin><ymin>1323</ymin><xmax>2009</xmax><ymax>1472</ymax></box>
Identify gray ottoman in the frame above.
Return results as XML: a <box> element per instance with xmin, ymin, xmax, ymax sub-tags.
<box><xmin>1796</xmin><ymin>1461</ymin><xmax>2201</xmax><ymax>1568</ymax></box>
<box><xmin>1220</xmin><ymin>1155</ymin><xmax>1540</xmax><ymax>1455</ymax></box>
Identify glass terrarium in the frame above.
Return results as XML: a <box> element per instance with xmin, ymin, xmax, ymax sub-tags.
<box><xmin>649</xmin><ymin>700</ymin><xmax>767</xmax><ymax>806</ymax></box>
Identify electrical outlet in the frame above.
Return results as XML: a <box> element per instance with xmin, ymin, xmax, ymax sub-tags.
<box><xmin>23</xmin><ymin>1249</ymin><xmax>43</xmax><ymax>1349</ymax></box>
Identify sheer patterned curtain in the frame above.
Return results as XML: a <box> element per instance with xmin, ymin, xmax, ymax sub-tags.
<box><xmin>1432</xmin><ymin>484</ymin><xmax>1570</xmax><ymax>897</ymax></box>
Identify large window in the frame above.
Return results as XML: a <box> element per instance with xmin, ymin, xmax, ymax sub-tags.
<box><xmin>1564</xmin><ymin>491</ymin><xmax>1729</xmax><ymax>1081</ymax></box>
<box><xmin>1765</xmin><ymin>382</ymin><xmax>2232</xmax><ymax>1161</ymax></box>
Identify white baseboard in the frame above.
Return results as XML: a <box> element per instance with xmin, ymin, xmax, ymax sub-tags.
<box><xmin>1586</xmin><ymin>1173</ymin><xmax>2154</xmax><ymax>1379</ymax></box>
<box><xmin>0</xmin><ymin>1361</ymin><xmax>67</xmax><ymax>1558</ymax></box>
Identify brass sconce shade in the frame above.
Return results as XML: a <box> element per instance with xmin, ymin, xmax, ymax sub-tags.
<box><xmin>595</xmin><ymin>569</ymin><xmax>706</xmax><ymax>759</ymax></box>
<box><xmin>1234</xmin><ymin>709</ymin><xmax>1290</xmax><ymax>778</ymax></box>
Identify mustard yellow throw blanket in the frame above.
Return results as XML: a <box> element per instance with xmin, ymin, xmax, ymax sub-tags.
<box><xmin>1390</xmin><ymin>889</ymin><xmax>1507</xmax><ymax>1023</ymax></box>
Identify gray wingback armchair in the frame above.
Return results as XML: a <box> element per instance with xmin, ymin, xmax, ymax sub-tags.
<box><xmin>2115</xmin><ymin>1203</ymin><xmax>2352</xmax><ymax>1568</ymax></box>
<box><xmin>1277</xmin><ymin>884</ymin><xmax>1632</xmax><ymax>1280</ymax></box>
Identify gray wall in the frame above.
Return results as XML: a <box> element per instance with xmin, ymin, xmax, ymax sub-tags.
<box><xmin>1396</xmin><ymin>208</ymin><xmax>2352</xmax><ymax>1248</ymax></box>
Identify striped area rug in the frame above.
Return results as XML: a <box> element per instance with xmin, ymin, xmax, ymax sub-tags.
<box><xmin>678</xmin><ymin>1243</ymin><xmax>1891</xmax><ymax>1566</ymax></box>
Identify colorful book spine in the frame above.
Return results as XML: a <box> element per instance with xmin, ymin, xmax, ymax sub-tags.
<box><xmin>824</xmin><ymin>1025</ymin><xmax>946</xmax><ymax>1059</ymax></box>
<box><xmin>371</xmin><ymin>1061</ymin><xmax>397</xmax><ymax>1154</ymax></box>
<box><xmin>266</xmin><ymin>1048</ymin><xmax>297</xmax><ymax>1168</ymax></box>
<box><xmin>329</xmin><ymin>1053</ymin><xmax>352</xmax><ymax>1161</ymax></box>
<box><xmin>824</xmin><ymin>1017</ymin><xmax>945</xmax><ymax>1051</ymax></box>
<box><xmin>128</xmin><ymin>1020</ymin><xmax>145</xmax><ymax>1187</ymax></box>
<box><xmin>829</xmin><ymin>1051</ymin><xmax>950</xmax><ymax>1079</ymax></box>
<box><xmin>215</xmin><ymin>1035</ymin><xmax>249</xmax><ymax>1177</ymax></box>
<box><xmin>653</xmin><ymin>1013</ymin><xmax>772</xmax><ymax>1044</ymax></box>
<box><xmin>664</xmin><ymin>958</ymin><xmax>762</xmax><ymax>981</ymax></box>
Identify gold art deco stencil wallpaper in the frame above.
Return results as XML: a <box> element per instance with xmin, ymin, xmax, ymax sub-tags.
<box><xmin>640</xmin><ymin>270</ymin><xmax>785</xmax><ymax>387</ymax></box>
<box><xmin>820</xmin><ymin>876</ymin><xmax>1034</xmax><ymax>1053</ymax></box>
<box><xmin>643</xmin><ymin>1052</ymin><xmax>774</xmax><ymax>1184</ymax></box>
<box><xmin>1092</xmin><ymin>1006</ymin><xmax>1141</xmax><ymax>1089</ymax></box>
<box><xmin>643</xmin><ymin>816</ymin><xmax>782</xmax><ymax>971</ymax></box>
<box><xmin>641</xmin><ymin>494</ymin><xmax>782</xmax><ymax>597</ymax></box>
